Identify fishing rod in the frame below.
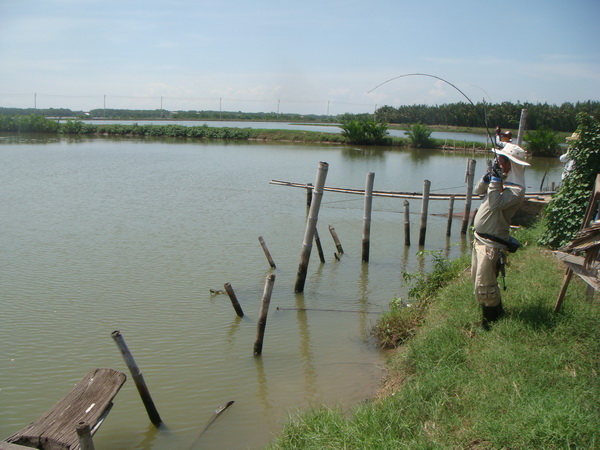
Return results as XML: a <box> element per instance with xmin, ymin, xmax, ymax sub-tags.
<box><xmin>367</xmin><ymin>72</ymin><xmax>499</xmax><ymax>158</ymax></box>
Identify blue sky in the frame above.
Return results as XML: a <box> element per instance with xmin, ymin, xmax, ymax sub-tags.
<box><xmin>1</xmin><ymin>0</ymin><xmax>599</xmax><ymax>115</ymax></box>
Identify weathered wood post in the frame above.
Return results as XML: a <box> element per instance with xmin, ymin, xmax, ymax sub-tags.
<box><xmin>328</xmin><ymin>225</ymin><xmax>344</xmax><ymax>255</ymax></box>
<box><xmin>461</xmin><ymin>159</ymin><xmax>476</xmax><ymax>234</ymax></box>
<box><xmin>76</xmin><ymin>421</ymin><xmax>95</xmax><ymax>450</ymax></box>
<box><xmin>362</xmin><ymin>172</ymin><xmax>375</xmax><ymax>262</ymax></box>
<box><xmin>469</xmin><ymin>208</ymin><xmax>479</xmax><ymax>232</ymax></box>
<box><xmin>295</xmin><ymin>161</ymin><xmax>328</xmax><ymax>292</ymax></box>
<box><xmin>306</xmin><ymin>183</ymin><xmax>313</xmax><ymax>208</ymax></box>
<box><xmin>254</xmin><ymin>273</ymin><xmax>276</xmax><ymax>355</ymax></box>
<box><xmin>418</xmin><ymin>180</ymin><xmax>431</xmax><ymax>246</ymax></box>
<box><xmin>258</xmin><ymin>236</ymin><xmax>276</xmax><ymax>269</ymax></box>
<box><xmin>314</xmin><ymin>228</ymin><xmax>326</xmax><ymax>263</ymax></box>
<box><xmin>111</xmin><ymin>330</ymin><xmax>162</xmax><ymax>426</ymax></box>
<box><xmin>403</xmin><ymin>200</ymin><xmax>410</xmax><ymax>246</ymax></box>
<box><xmin>517</xmin><ymin>108</ymin><xmax>527</xmax><ymax>146</ymax></box>
<box><xmin>224</xmin><ymin>282</ymin><xmax>244</xmax><ymax>318</ymax></box>
<box><xmin>446</xmin><ymin>195</ymin><xmax>455</xmax><ymax>236</ymax></box>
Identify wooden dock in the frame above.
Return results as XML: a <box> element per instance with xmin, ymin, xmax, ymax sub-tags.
<box><xmin>3</xmin><ymin>368</ymin><xmax>126</xmax><ymax>450</ymax></box>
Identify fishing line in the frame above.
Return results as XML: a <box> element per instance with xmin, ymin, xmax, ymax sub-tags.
<box><xmin>367</xmin><ymin>72</ymin><xmax>498</xmax><ymax>159</ymax></box>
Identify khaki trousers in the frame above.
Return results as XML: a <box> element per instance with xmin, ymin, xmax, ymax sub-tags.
<box><xmin>471</xmin><ymin>239</ymin><xmax>502</xmax><ymax>307</ymax></box>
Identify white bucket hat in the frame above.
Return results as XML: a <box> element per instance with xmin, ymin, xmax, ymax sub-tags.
<box><xmin>494</xmin><ymin>143</ymin><xmax>530</xmax><ymax>166</ymax></box>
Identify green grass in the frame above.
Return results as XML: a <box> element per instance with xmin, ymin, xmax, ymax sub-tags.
<box><xmin>269</xmin><ymin>222</ymin><xmax>599</xmax><ymax>449</ymax></box>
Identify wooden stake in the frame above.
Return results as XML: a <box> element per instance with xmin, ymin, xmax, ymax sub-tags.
<box><xmin>111</xmin><ymin>330</ymin><xmax>162</xmax><ymax>426</ymax></box>
<box><xmin>295</xmin><ymin>161</ymin><xmax>328</xmax><ymax>292</ymax></box>
<box><xmin>224</xmin><ymin>282</ymin><xmax>244</xmax><ymax>318</ymax></box>
<box><xmin>306</xmin><ymin>183</ymin><xmax>313</xmax><ymax>208</ymax></box>
<box><xmin>189</xmin><ymin>401</ymin><xmax>235</xmax><ymax>448</ymax></box>
<box><xmin>362</xmin><ymin>172</ymin><xmax>375</xmax><ymax>262</ymax></box>
<box><xmin>403</xmin><ymin>200</ymin><xmax>410</xmax><ymax>246</ymax></box>
<box><xmin>314</xmin><ymin>228</ymin><xmax>325</xmax><ymax>263</ymax></box>
<box><xmin>419</xmin><ymin>180</ymin><xmax>431</xmax><ymax>246</ymax></box>
<box><xmin>254</xmin><ymin>274</ymin><xmax>276</xmax><ymax>355</ymax></box>
<box><xmin>461</xmin><ymin>159</ymin><xmax>476</xmax><ymax>234</ymax></box>
<box><xmin>446</xmin><ymin>195</ymin><xmax>455</xmax><ymax>236</ymax></box>
<box><xmin>76</xmin><ymin>422</ymin><xmax>95</xmax><ymax>450</ymax></box>
<box><xmin>258</xmin><ymin>236</ymin><xmax>276</xmax><ymax>269</ymax></box>
<box><xmin>328</xmin><ymin>225</ymin><xmax>344</xmax><ymax>255</ymax></box>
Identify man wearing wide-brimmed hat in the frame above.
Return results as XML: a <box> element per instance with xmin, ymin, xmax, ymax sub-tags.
<box><xmin>471</xmin><ymin>143</ymin><xmax>531</xmax><ymax>329</ymax></box>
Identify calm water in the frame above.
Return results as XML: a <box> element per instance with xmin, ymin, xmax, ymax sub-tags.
<box><xmin>0</xmin><ymin>134</ymin><xmax>562</xmax><ymax>449</ymax></box>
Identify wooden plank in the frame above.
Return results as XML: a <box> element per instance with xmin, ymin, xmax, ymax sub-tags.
<box><xmin>5</xmin><ymin>368</ymin><xmax>126</xmax><ymax>450</ymax></box>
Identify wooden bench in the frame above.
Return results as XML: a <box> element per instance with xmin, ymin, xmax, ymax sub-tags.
<box><xmin>3</xmin><ymin>368</ymin><xmax>126</xmax><ymax>450</ymax></box>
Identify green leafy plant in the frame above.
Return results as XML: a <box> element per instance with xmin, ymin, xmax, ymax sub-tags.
<box><xmin>405</xmin><ymin>123</ymin><xmax>434</xmax><ymax>148</ymax></box>
<box><xmin>540</xmin><ymin>113</ymin><xmax>600</xmax><ymax>248</ymax></box>
<box><xmin>340</xmin><ymin>119</ymin><xmax>388</xmax><ymax>145</ymax></box>
<box><xmin>524</xmin><ymin>126</ymin><xmax>561</xmax><ymax>156</ymax></box>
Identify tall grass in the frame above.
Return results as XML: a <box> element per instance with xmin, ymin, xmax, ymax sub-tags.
<box><xmin>270</xmin><ymin>221</ymin><xmax>599</xmax><ymax>449</ymax></box>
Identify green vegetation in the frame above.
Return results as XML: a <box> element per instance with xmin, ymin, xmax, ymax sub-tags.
<box><xmin>540</xmin><ymin>113</ymin><xmax>600</xmax><ymax>248</ymax></box>
<box><xmin>270</xmin><ymin>220</ymin><xmax>599</xmax><ymax>448</ymax></box>
<box><xmin>524</xmin><ymin>126</ymin><xmax>561</xmax><ymax>156</ymax></box>
<box><xmin>340</xmin><ymin>119</ymin><xmax>389</xmax><ymax>145</ymax></box>
<box><xmin>405</xmin><ymin>123</ymin><xmax>434</xmax><ymax>148</ymax></box>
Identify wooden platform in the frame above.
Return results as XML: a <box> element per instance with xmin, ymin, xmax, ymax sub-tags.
<box><xmin>3</xmin><ymin>368</ymin><xmax>126</xmax><ymax>450</ymax></box>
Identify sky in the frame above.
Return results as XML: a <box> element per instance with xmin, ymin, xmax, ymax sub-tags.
<box><xmin>1</xmin><ymin>0</ymin><xmax>599</xmax><ymax>115</ymax></box>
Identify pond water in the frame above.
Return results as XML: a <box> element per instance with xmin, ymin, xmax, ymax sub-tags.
<box><xmin>0</xmin><ymin>134</ymin><xmax>562</xmax><ymax>449</ymax></box>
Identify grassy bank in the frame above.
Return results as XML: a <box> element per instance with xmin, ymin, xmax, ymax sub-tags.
<box><xmin>269</xmin><ymin>222</ymin><xmax>599</xmax><ymax>449</ymax></box>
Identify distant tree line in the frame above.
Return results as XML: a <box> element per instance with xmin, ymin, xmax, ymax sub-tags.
<box><xmin>1</xmin><ymin>101</ymin><xmax>598</xmax><ymax>131</ymax></box>
<box><xmin>374</xmin><ymin>101</ymin><xmax>600</xmax><ymax>132</ymax></box>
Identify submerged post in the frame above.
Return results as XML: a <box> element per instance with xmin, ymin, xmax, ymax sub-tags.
<box><xmin>111</xmin><ymin>330</ymin><xmax>162</xmax><ymax>426</ymax></box>
<box><xmin>328</xmin><ymin>225</ymin><xmax>344</xmax><ymax>255</ymax></box>
<box><xmin>314</xmin><ymin>227</ymin><xmax>325</xmax><ymax>263</ymax></box>
<box><xmin>254</xmin><ymin>273</ymin><xmax>276</xmax><ymax>355</ymax></box>
<box><xmin>295</xmin><ymin>161</ymin><xmax>328</xmax><ymax>292</ymax></box>
<box><xmin>461</xmin><ymin>159</ymin><xmax>476</xmax><ymax>234</ymax></box>
<box><xmin>258</xmin><ymin>236</ymin><xmax>276</xmax><ymax>269</ymax></box>
<box><xmin>419</xmin><ymin>180</ymin><xmax>431</xmax><ymax>246</ymax></box>
<box><xmin>224</xmin><ymin>282</ymin><xmax>244</xmax><ymax>318</ymax></box>
<box><xmin>403</xmin><ymin>200</ymin><xmax>410</xmax><ymax>246</ymax></box>
<box><xmin>362</xmin><ymin>172</ymin><xmax>375</xmax><ymax>262</ymax></box>
<box><xmin>446</xmin><ymin>195</ymin><xmax>455</xmax><ymax>236</ymax></box>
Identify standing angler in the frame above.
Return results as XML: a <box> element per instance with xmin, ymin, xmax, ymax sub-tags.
<box><xmin>471</xmin><ymin>143</ymin><xmax>530</xmax><ymax>329</ymax></box>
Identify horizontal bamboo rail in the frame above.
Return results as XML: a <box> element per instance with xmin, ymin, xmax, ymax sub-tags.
<box><xmin>269</xmin><ymin>179</ymin><xmax>553</xmax><ymax>201</ymax></box>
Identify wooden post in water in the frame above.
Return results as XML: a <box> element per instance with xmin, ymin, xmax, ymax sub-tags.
<box><xmin>314</xmin><ymin>228</ymin><xmax>325</xmax><ymax>263</ymax></box>
<box><xmin>76</xmin><ymin>422</ymin><xmax>95</xmax><ymax>450</ymax></box>
<box><xmin>418</xmin><ymin>180</ymin><xmax>431</xmax><ymax>246</ymax></box>
<box><xmin>111</xmin><ymin>330</ymin><xmax>162</xmax><ymax>426</ymax></box>
<box><xmin>403</xmin><ymin>200</ymin><xmax>410</xmax><ymax>246</ymax></box>
<box><xmin>306</xmin><ymin>183</ymin><xmax>313</xmax><ymax>208</ymax></box>
<box><xmin>461</xmin><ymin>159</ymin><xmax>476</xmax><ymax>234</ymax></box>
<box><xmin>224</xmin><ymin>282</ymin><xmax>244</xmax><ymax>318</ymax></box>
<box><xmin>258</xmin><ymin>236</ymin><xmax>276</xmax><ymax>269</ymax></box>
<box><xmin>517</xmin><ymin>108</ymin><xmax>527</xmax><ymax>146</ymax></box>
<box><xmin>295</xmin><ymin>161</ymin><xmax>328</xmax><ymax>292</ymax></box>
<box><xmin>328</xmin><ymin>225</ymin><xmax>344</xmax><ymax>255</ymax></box>
<box><xmin>362</xmin><ymin>172</ymin><xmax>375</xmax><ymax>262</ymax></box>
<box><xmin>446</xmin><ymin>195</ymin><xmax>455</xmax><ymax>236</ymax></box>
<box><xmin>254</xmin><ymin>273</ymin><xmax>275</xmax><ymax>355</ymax></box>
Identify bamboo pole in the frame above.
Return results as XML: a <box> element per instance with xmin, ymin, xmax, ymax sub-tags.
<box><xmin>111</xmin><ymin>330</ymin><xmax>162</xmax><ymax>426</ymax></box>
<box><xmin>362</xmin><ymin>172</ymin><xmax>375</xmax><ymax>262</ymax></box>
<box><xmin>446</xmin><ymin>195</ymin><xmax>455</xmax><ymax>236</ymax></box>
<box><xmin>314</xmin><ymin>227</ymin><xmax>325</xmax><ymax>264</ymax></box>
<box><xmin>224</xmin><ymin>282</ymin><xmax>244</xmax><ymax>318</ymax></box>
<box><xmin>461</xmin><ymin>159</ymin><xmax>476</xmax><ymax>234</ymax></box>
<box><xmin>76</xmin><ymin>422</ymin><xmax>95</xmax><ymax>450</ymax></box>
<box><xmin>328</xmin><ymin>225</ymin><xmax>344</xmax><ymax>255</ymax></box>
<box><xmin>403</xmin><ymin>200</ymin><xmax>410</xmax><ymax>246</ymax></box>
<box><xmin>258</xmin><ymin>236</ymin><xmax>276</xmax><ymax>269</ymax></box>
<box><xmin>517</xmin><ymin>108</ymin><xmax>527</xmax><ymax>146</ymax></box>
<box><xmin>418</xmin><ymin>180</ymin><xmax>431</xmax><ymax>246</ymax></box>
<box><xmin>295</xmin><ymin>161</ymin><xmax>328</xmax><ymax>292</ymax></box>
<box><xmin>254</xmin><ymin>274</ymin><xmax>276</xmax><ymax>355</ymax></box>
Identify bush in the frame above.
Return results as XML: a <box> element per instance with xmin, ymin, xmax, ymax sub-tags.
<box><xmin>524</xmin><ymin>127</ymin><xmax>561</xmax><ymax>156</ymax></box>
<box><xmin>540</xmin><ymin>113</ymin><xmax>600</xmax><ymax>248</ymax></box>
<box><xmin>406</xmin><ymin>123</ymin><xmax>434</xmax><ymax>148</ymax></box>
<box><xmin>340</xmin><ymin>119</ymin><xmax>388</xmax><ymax>145</ymax></box>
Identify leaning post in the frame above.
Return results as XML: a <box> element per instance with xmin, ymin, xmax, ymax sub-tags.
<box><xmin>403</xmin><ymin>200</ymin><xmax>410</xmax><ymax>246</ymax></box>
<box><xmin>254</xmin><ymin>274</ymin><xmax>276</xmax><ymax>355</ymax></box>
<box><xmin>294</xmin><ymin>161</ymin><xmax>328</xmax><ymax>292</ymax></box>
<box><xmin>362</xmin><ymin>172</ymin><xmax>375</xmax><ymax>262</ymax></box>
<box><xmin>418</xmin><ymin>180</ymin><xmax>431</xmax><ymax>246</ymax></box>
<box><xmin>461</xmin><ymin>159</ymin><xmax>476</xmax><ymax>234</ymax></box>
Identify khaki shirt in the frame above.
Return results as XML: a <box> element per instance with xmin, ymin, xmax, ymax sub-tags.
<box><xmin>473</xmin><ymin>178</ymin><xmax>525</xmax><ymax>244</ymax></box>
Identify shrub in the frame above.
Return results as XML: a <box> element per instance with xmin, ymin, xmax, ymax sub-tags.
<box><xmin>340</xmin><ymin>119</ymin><xmax>388</xmax><ymax>145</ymax></box>
<box><xmin>406</xmin><ymin>123</ymin><xmax>434</xmax><ymax>148</ymax></box>
<box><xmin>524</xmin><ymin>127</ymin><xmax>561</xmax><ymax>156</ymax></box>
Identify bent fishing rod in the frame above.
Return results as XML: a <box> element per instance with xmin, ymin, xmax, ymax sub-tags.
<box><xmin>367</xmin><ymin>72</ymin><xmax>499</xmax><ymax>160</ymax></box>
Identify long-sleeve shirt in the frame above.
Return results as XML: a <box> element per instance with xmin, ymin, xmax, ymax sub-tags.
<box><xmin>473</xmin><ymin>177</ymin><xmax>525</xmax><ymax>245</ymax></box>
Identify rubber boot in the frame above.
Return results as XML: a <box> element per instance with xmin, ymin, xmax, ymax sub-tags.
<box><xmin>481</xmin><ymin>304</ymin><xmax>501</xmax><ymax>330</ymax></box>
